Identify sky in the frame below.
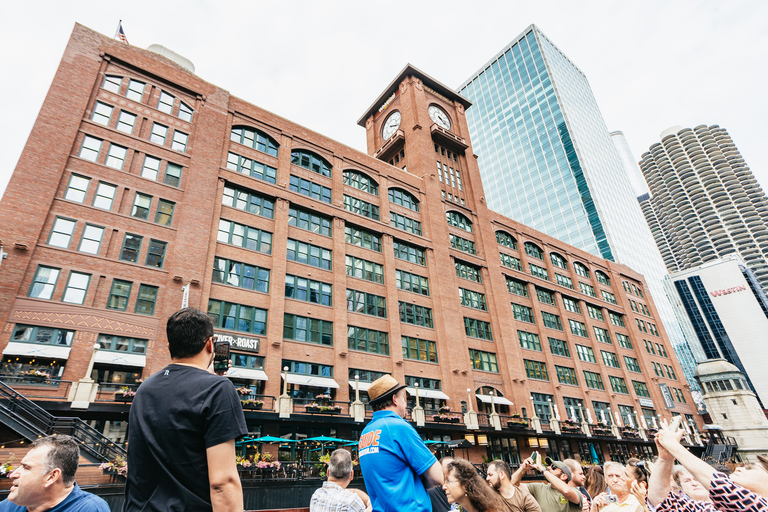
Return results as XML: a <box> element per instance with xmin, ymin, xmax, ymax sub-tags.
<box><xmin>1</xmin><ymin>0</ymin><xmax>767</xmax><ymax>201</ymax></box>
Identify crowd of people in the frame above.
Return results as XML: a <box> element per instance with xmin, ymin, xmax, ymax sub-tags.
<box><xmin>0</xmin><ymin>308</ymin><xmax>765</xmax><ymax>512</ymax></box>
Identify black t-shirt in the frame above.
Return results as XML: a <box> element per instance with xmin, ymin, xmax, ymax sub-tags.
<box><xmin>428</xmin><ymin>485</ymin><xmax>451</xmax><ymax>512</ymax></box>
<box><xmin>123</xmin><ymin>364</ymin><xmax>247</xmax><ymax>512</ymax></box>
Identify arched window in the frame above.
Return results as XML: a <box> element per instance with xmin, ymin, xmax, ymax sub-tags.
<box><xmin>388</xmin><ymin>188</ymin><xmax>419</xmax><ymax>212</ymax></box>
<box><xmin>343</xmin><ymin>170</ymin><xmax>378</xmax><ymax>196</ymax></box>
<box><xmin>550</xmin><ymin>252</ymin><xmax>568</xmax><ymax>270</ymax></box>
<box><xmin>230</xmin><ymin>126</ymin><xmax>279</xmax><ymax>157</ymax></box>
<box><xmin>524</xmin><ymin>242</ymin><xmax>544</xmax><ymax>260</ymax></box>
<box><xmin>291</xmin><ymin>149</ymin><xmax>331</xmax><ymax>177</ymax></box>
<box><xmin>496</xmin><ymin>231</ymin><xmax>518</xmax><ymax>249</ymax></box>
<box><xmin>446</xmin><ymin>211</ymin><xmax>472</xmax><ymax>233</ymax></box>
<box><xmin>595</xmin><ymin>270</ymin><xmax>610</xmax><ymax>286</ymax></box>
<box><xmin>574</xmin><ymin>262</ymin><xmax>590</xmax><ymax>278</ymax></box>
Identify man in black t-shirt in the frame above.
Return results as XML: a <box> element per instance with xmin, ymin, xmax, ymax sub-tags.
<box><xmin>123</xmin><ymin>308</ymin><xmax>247</xmax><ymax>512</ymax></box>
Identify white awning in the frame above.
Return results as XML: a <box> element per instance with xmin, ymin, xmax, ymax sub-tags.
<box><xmin>285</xmin><ymin>374</ymin><xmax>339</xmax><ymax>389</ymax></box>
<box><xmin>406</xmin><ymin>387</ymin><xmax>450</xmax><ymax>400</ymax></box>
<box><xmin>3</xmin><ymin>342</ymin><xmax>71</xmax><ymax>360</ymax></box>
<box><xmin>226</xmin><ymin>368</ymin><xmax>268</xmax><ymax>381</ymax></box>
<box><xmin>476</xmin><ymin>394</ymin><xmax>514</xmax><ymax>406</ymax></box>
<box><xmin>94</xmin><ymin>351</ymin><xmax>146</xmax><ymax>368</ymax></box>
<box><xmin>348</xmin><ymin>381</ymin><xmax>372</xmax><ymax>392</ymax></box>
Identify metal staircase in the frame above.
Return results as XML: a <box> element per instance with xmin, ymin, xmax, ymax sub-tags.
<box><xmin>0</xmin><ymin>380</ymin><xmax>125</xmax><ymax>463</ymax></box>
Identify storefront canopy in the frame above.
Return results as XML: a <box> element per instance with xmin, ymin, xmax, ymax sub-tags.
<box><xmin>285</xmin><ymin>374</ymin><xmax>339</xmax><ymax>389</ymax></box>
<box><xmin>3</xmin><ymin>342</ymin><xmax>71</xmax><ymax>360</ymax></box>
<box><xmin>405</xmin><ymin>387</ymin><xmax>450</xmax><ymax>400</ymax></box>
<box><xmin>226</xmin><ymin>368</ymin><xmax>268</xmax><ymax>381</ymax></box>
<box><xmin>347</xmin><ymin>381</ymin><xmax>372</xmax><ymax>392</ymax></box>
<box><xmin>476</xmin><ymin>394</ymin><xmax>513</xmax><ymax>406</ymax></box>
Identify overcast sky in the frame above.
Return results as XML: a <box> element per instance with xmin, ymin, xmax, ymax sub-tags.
<box><xmin>1</xmin><ymin>1</ymin><xmax>766</xmax><ymax>202</ymax></box>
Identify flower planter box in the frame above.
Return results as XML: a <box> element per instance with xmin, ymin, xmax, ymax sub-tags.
<box><xmin>305</xmin><ymin>406</ymin><xmax>340</xmax><ymax>414</ymax></box>
<box><xmin>592</xmin><ymin>429</ymin><xmax>613</xmax><ymax>437</ymax></box>
<box><xmin>561</xmin><ymin>427</ymin><xmax>582</xmax><ymax>434</ymax></box>
<box><xmin>114</xmin><ymin>395</ymin><xmax>134</xmax><ymax>402</ymax></box>
<box><xmin>433</xmin><ymin>417</ymin><xmax>461</xmax><ymax>423</ymax></box>
<box><xmin>507</xmin><ymin>421</ymin><xmax>529</xmax><ymax>429</ymax></box>
<box><xmin>242</xmin><ymin>402</ymin><xmax>263</xmax><ymax>410</ymax></box>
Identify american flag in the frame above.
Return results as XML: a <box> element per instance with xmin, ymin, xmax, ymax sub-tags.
<box><xmin>115</xmin><ymin>21</ymin><xmax>129</xmax><ymax>44</ymax></box>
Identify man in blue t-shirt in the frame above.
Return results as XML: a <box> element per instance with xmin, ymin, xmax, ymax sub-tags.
<box><xmin>0</xmin><ymin>435</ymin><xmax>109</xmax><ymax>511</ymax></box>
<box><xmin>359</xmin><ymin>375</ymin><xmax>443</xmax><ymax>512</ymax></box>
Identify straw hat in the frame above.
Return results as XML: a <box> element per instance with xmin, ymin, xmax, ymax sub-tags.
<box><xmin>367</xmin><ymin>375</ymin><xmax>407</xmax><ymax>406</ymax></box>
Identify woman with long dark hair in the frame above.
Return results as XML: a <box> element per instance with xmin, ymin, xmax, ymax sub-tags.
<box><xmin>585</xmin><ymin>465</ymin><xmax>607</xmax><ymax>502</ymax></box>
<box><xmin>443</xmin><ymin>459</ymin><xmax>502</xmax><ymax>512</ymax></box>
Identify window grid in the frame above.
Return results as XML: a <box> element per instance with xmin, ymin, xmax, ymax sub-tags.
<box><xmin>524</xmin><ymin>242</ymin><xmax>544</xmax><ymax>259</ymax></box>
<box><xmin>542</xmin><ymin>312</ymin><xmax>563</xmax><ymax>331</ymax></box>
<box><xmin>601</xmin><ymin>351</ymin><xmax>620</xmax><ymax>368</ymax></box>
<box><xmin>518</xmin><ymin>331</ymin><xmax>542</xmax><ymax>351</ymax></box>
<box><xmin>398</xmin><ymin>302</ymin><xmax>433</xmax><ymax>328</ymax></box>
<box><xmin>290</xmin><ymin>206</ymin><xmax>331</xmax><ymax>236</ymax></box>
<box><xmin>119</xmin><ymin>234</ymin><xmax>143</xmax><ymax>263</ymax></box>
<box><xmin>212</xmin><ymin>257</ymin><xmax>270</xmax><ymax>293</ymax></box>
<box><xmin>230</xmin><ymin>127</ymin><xmax>279</xmax><ymax>157</ymax></box>
<box><xmin>617</xmin><ymin>333</ymin><xmax>633</xmax><ymax>349</ymax></box>
<box><xmin>595</xmin><ymin>271</ymin><xmax>610</xmax><ymax>286</ymax></box>
<box><xmin>602</xmin><ymin>290</ymin><xmax>618</xmax><ymax>305</ymax></box>
<box><xmin>135</xmin><ymin>284</ymin><xmax>158</xmax><ymax>315</ymax></box>
<box><xmin>580</xmin><ymin>282</ymin><xmax>596</xmax><ymax>297</ymax></box>
<box><xmin>455</xmin><ymin>261</ymin><xmax>482</xmax><ymax>283</ymax></box>
<box><xmin>548</xmin><ymin>337</ymin><xmax>570</xmax><ymax>357</ymax></box>
<box><xmin>446</xmin><ymin>211</ymin><xmax>472</xmax><ymax>232</ymax></box>
<box><xmin>624</xmin><ymin>356</ymin><xmax>641</xmax><ymax>373</ymax></box>
<box><xmin>506</xmin><ymin>277</ymin><xmax>529</xmax><ymax>297</ymax></box>
<box><xmin>286</xmin><ymin>239</ymin><xmax>331</xmax><ymax>270</ymax></box>
<box><xmin>284</xmin><ymin>275</ymin><xmax>331</xmax><ymax>306</ymax></box>
<box><xmin>536</xmin><ymin>287</ymin><xmax>555</xmax><ymax>305</ymax></box>
<box><xmin>291</xmin><ymin>149</ymin><xmax>331</xmax><ymax>177</ymax></box>
<box><xmin>343</xmin><ymin>170</ymin><xmax>378</xmax><ymax>195</ymax></box>
<box><xmin>390</xmin><ymin>212</ymin><xmax>422</xmax><ymax>235</ymax></box>
<box><xmin>62</xmin><ymin>272</ymin><xmax>90</xmax><ymax>305</ymax></box>
<box><xmin>92</xmin><ymin>102</ymin><xmax>113</xmax><ymax>125</ymax></box>
<box><xmin>469</xmin><ymin>349</ymin><xmax>498</xmax><ymax>372</ymax></box>
<box><xmin>388</xmin><ymin>188</ymin><xmax>419</xmax><ymax>211</ymax></box>
<box><xmin>150</xmin><ymin>123</ymin><xmax>168</xmax><ymax>145</ymax></box>
<box><xmin>78</xmin><ymin>224</ymin><xmax>104</xmax><ymax>255</ymax></box>
<box><xmin>79</xmin><ymin>135</ymin><xmax>102</xmax><ymax>162</ymax></box>
<box><xmin>344</xmin><ymin>195</ymin><xmax>380</xmax><ymax>221</ymax></box>
<box><xmin>610</xmin><ymin>312</ymin><xmax>626</xmax><ymax>327</ymax></box>
<box><xmin>555</xmin><ymin>273</ymin><xmax>574</xmax><ymax>289</ymax></box>
<box><xmin>574</xmin><ymin>262</ymin><xmax>590</xmax><ymax>278</ymax></box>
<box><xmin>524</xmin><ymin>360</ymin><xmax>549</xmax><ymax>380</ymax></box>
<box><xmin>48</xmin><ymin>218</ymin><xmax>76</xmax><ymax>248</ymax></box>
<box><xmin>496</xmin><ymin>231</ymin><xmax>517</xmax><ymax>249</ymax></box>
<box><xmin>289</xmin><ymin>175</ymin><xmax>331</xmax><ymax>203</ymax></box>
<box><xmin>396</xmin><ymin>269</ymin><xmax>428</xmax><ymax>295</ymax></box>
<box><xmin>529</xmin><ymin>263</ymin><xmax>549</xmax><ymax>280</ymax></box>
<box><xmin>131</xmin><ymin>193</ymin><xmax>152</xmax><ymax>220</ymax></box>
<box><xmin>105</xmin><ymin>144</ymin><xmax>127</xmax><ymax>170</ymax></box>
<box><xmin>93</xmin><ymin>182</ymin><xmax>116</xmax><ymax>210</ymax></box>
<box><xmin>512</xmin><ymin>303</ymin><xmax>535</xmax><ymax>323</ymax></box>
<box><xmin>587</xmin><ymin>304</ymin><xmax>604</xmax><ymax>321</ymax></box>
<box><xmin>227</xmin><ymin>152</ymin><xmax>278</xmax><ymax>184</ymax></box>
<box><xmin>562</xmin><ymin>296</ymin><xmax>581</xmax><ymax>313</ymax></box>
<box><xmin>584</xmin><ymin>371</ymin><xmax>605</xmax><ymax>390</ymax></box>
<box><xmin>217</xmin><ymin>220</ymin><xmax>272</xmax><ymax>254</ymax></box>
<box><xmin>347</xmin><ymin>256</ymin><xmax>385</xmax><ymax>285</ymax></box>
<box><xmin>569</xmin><ymin>319</ymin><xmax>589</xmax><ymax>338</ymax></box>
<box><xmin>460</xmin><ymin>288</ymin><xmax>487</xmax><ymax>311</ymax></box>
<box><xmin>222</xmin><ymin>185</ymin><xmax>275</xmax><ymax>219</ymax></box>
<box><xmin>155</xmin><ymin>199</ymin><xmax>175</xmax><ymax>226</ymax></box>
<box><xmin>346</xmin><ymin>289</ymin><xmax>387</xmax><ymax>318</ymax></box>
<box><xmin>64</xmin><ymin>175</ymin><xmax>90</xmax><ymax>203</ymax></box>
<box><xmin>576</xmin><ymin>344</ymin><xmax>596</xmax><ymax>363</ymax></box>
<box><xmin>282</xmin><ymin>313</ymin><xmax>332</xmax><ymax>345</ymax></box>
<box><xmin>107</xmin><ymin>280</ymin><xmax>132</xmax><ymax>310</ymax></box>
<box><xmin>594</xmin><ymin>326</ymin><xmax>611</xmax><ymax>344</ymax></box>
<box><xmin>346</xmin><ymin>226</ymin><xmax>382</xmax><ymax>252</ymax></box>
<box><xmin>501</xmin><ymin>253</ymin><xmax>523</xmax><ymax>271</ymax></box>
<box><xmin>402</xmin><ymin>337</ymin><xmax>437</xmax><ymax>362</ymax></box>
<box><xmin>145</xmin><ymin>240</ymin><xmax>167</xmax><ymax>269</ymax></box>
<box><xmin>393</xmin><ymin>241</ymin><xmax>425</xmax><ymax>264</ymax></box>
<box><xmin>550</xmin><ymin>253</ymin><xmax>567</xmax><ymax>269</ymax></box>
<box><xmin>348</xmin><ymin>326</ymin><xmax>388</xmax><ymax>355</ymax></box>
<box><xmin>464</xmin><ymin>318</ymin><xmax>493</xmax><ymax>340</ymax></box>
<box><xmin>609</xmin><ymin>376</ymin><xmax>629</xmax><ymax>394</ymax></box>
<box><xmin>449</xmin><ymin>234</ymin><xmax>476</xmax><ymax>255</ymax></box>
<box><xmin>117</xmin><ymin>111</ymin><xmax>136</xmax><ymax>134</ymax></box>
<box><xmin>555</xmin><ymin>366</ymin><xmax>578</xmax><ymax>386</ymax></box>
<box><xmin>208</xmin><ymin>300</ymin><xmax>268</xmax><ymax>336</ymax></box>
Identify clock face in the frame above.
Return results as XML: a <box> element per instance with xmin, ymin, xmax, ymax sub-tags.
<box><xmin>382</xmin><ymin>111</ymin><xmax>401</xmax><ymax>140</ymax></box>
<box><xmin>428</xmin><ymin>105</ymin><xmax>451</xmax><ymax>130</ymax></box>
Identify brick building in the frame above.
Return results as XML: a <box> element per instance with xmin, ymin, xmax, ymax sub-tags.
<box><xmin>0</xmin><ymin>24</ymin><xmax>700</xmax><ymax>464</ymax></box>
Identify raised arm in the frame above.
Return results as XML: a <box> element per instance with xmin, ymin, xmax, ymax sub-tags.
<box><xmin>648</xmin><ymin>426</ymin><xmax>676</xmax><ymax>506</ymax></box>
<box><xmin>206</xmin><ymin>439</ymin><xmax>244</xmax><ymax>512</ymax></box>
<box><xmin>655</xmin><ymin>418</ymin><xmax>716</xmax><ymax>491</ymax></box>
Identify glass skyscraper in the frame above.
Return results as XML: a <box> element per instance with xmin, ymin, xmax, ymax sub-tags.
<box><xmin>459</xmin><ymin>25</ymin><xmax>704</xmax><ymax>403</ymax></box>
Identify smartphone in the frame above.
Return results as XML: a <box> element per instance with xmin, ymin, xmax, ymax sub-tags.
<box><xmin>606</xmin><ymin>495</ymin><xmax>618</xmax><ymax>504</ymax></box>
<box><xmin>531</xmin><ymin>451</ymin><xmax>539</xmax><ymax>465</ymax></box>
<box><xmin>213</xmin><ymin>339</ymin><xmax>230</xmax><ymax>373</ymax></box>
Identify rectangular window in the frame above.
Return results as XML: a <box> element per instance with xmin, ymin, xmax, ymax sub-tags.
<box><xmin>286</xmin><ymin>239</ymin><xmax>331</xmax><ymax>270</ymax></box>
<box><xmin>549</xmin><ymin>337</ymin><xmax>570</xmax><ymax>357</ymax></box>
<box><xmin>587</xmin><ymin>304</ymin><xmax>604</xmax><ymax>320</ymax></box>
<box><xmin>155</xmin><ymin>199</ymin><xmax>175</xmax><ymax>226</ymax></box>
<box><xmin>29</xmin><ymin>265</ymin><xmax>60</xmax><ymax>300</ymax></box>
<box><xmin>601</xmin><ymin>351</ymin><xmax>620</xmax><ymax>368</ymax></box>
<box><xmin>178</xmin><ymin>102</ymin><xmax>194</xmax><ymax>122</ymax></box>
<box><xmin>580</xmin><ymin>282</ymin><xmax>596</xmax><ymax>297</ymax></box>
<box><xmin>289</xmin><ymin>175</ymin><xmax>332</xmax><ymax>203</ymax></box>
<box><xmin>64</xmin><ymin>174</ymin><xmax>90</xmax><ymax>203</ymax></box>
<box><xmin>390</xmin><ymin>212</ymin><xmax>421</xmax><ymax>235</ymax></box>
<box><xmin>102</xmin><ymin>75</ymin><xmax>122</xmax><ymax>93</ymax></box>
<box><xmin>602</xmin><ymin>290</ymin><xmax>617</xmax><ymax>304</ymax></box>
<box><xmin>584</xmin><ymin>371</ymin><xmax>605</xmax><ymax>390</ymax></box>
<box><xmin>105</xmin><ymin>144</ymin><xmax>128</xmax><ymax>170</ymax></box>
<box><xmin>392</xmin><ymin>240</ymin><xmax>425</xmax><ymax>264</ymax></box>
<box><xmin>455</xmin><ymin>261</ymin><xmax>482</xmax><ymax>283</ymax></box>
<box><xmin>62</xmin><ymin>272</ymin><xmax>90</xmax><ymax>304</ymax></box>
<box><xmin>171</xmin><ymin>130</ymin><xmax>188</xmax><ymax>152</ymax></box>
<box><xmin>92</xmin><ymin>101</ymin><xmax>113</xmax><ymax>125</ymax></box>
<box><xmin>449</xmin><ymin>234</ymin><xmax>476</xmax><ymax>255</ymax></box>
<box><xmin>348</xmin><ymin>326</ymin><xmax>389</xmax><ymax>355</ymax></box>
<box><xmin>164</xmin><ymin>162</ymin><xmax>183</xmax><ymax>187</ymax></box>
<box><xmin>460</xmin><ymin>288</ymin><xmax>487</xmax><ymax>310</ymax></box>
<box><xmin>396</xmin><ymin>269</ymin><xmax>429</xmax><ymax>294</ymax></box>
<box><xmin>569</xmin><ymin>319</ymin><xmax>589</xmax><ymax>338</ymax></box>
<box><xmin>469</xmin><ymin>349</ymin><xmax>498</xmax><ymax>372</ymax></box>
<box><xmin>346</xmin><ymin>226</ymin><xmax>382</xmax><ymax>252</ymax></box>
<box><xmin>289</xmin><ymin>206</ymin><xmax>330</xmax><ymax>236</ymax></box>
<box><xmin>79</xmin><ymin>135</ymin><xmax>102</xmax><ymax>162</ymax></box>
<box><xmin>562</xmin><ymin>296</ymin><xmax>581</xmax><ymax>313</ymax></box>
<box><xmin>12</xmin><ymin>324</ymin><xmax>74</xmax><ymax>347</ymax></box>
<box><xmin>208</xmin><ymin>300</ymin><xmax>269</xmax><ymax>336</ymax></box>
<box><xmin>221</xmin><ymin>185</ymin><xmax>275</xmax><ymax>219</ymax></box>
<box><xmin>346</xmin><ymin>289</ymin><xmax>387</xmax><ymax>318</ymax></box>
<box><xmin>609</xmin><ymin>376</ymin><xmax>629</xmax><ymax>394</ymax></box>
<box><xmin>576</xmin><ymin>344</ymin><xmax>596</xmax><ymax>363</ymax></box>
<box><xmin>126</xmin><ymin>79</ymin><xmax>145</xmax><ymax>102</ymax></box>
<box><xmin>506</xmin><ymin>277</ymin><xmax>529</xmax><ymax>297</ymax></box>
<box><xmin>283</xmin><ymin>274</ymin><xmax>332</xmax><ymax>306</ymax></box>
<box><xmin>98</xmin><ymin>334</ymin><xmax>147</xmax><ymax>354</ymax></box>
<box><xmin>48</xmin><ymin>217</ymin><xmax>76</xmax><ymax>248</ymax></box>
<box><xmin>594</xmin><ymin>326</ymin><xmax>612</xmax><ymax>344</ymax></box>
<box><xmin>656</xmin><ymin>343</ymin><xmax>668</xmax><ymax>357</ymax></box>
<box><xmin>120</xmin><ymin>234</ymin><xmax>143</xmax><ymax>263</ymax></box>
<box><xmin>529</xmin><ymin>263</ymin><xmax>549</xmax><ymax>280</ymax></box>
<box><xmin>524</xmin><ymin>360</ymin><xmax>549</xmax><ymax>380</ymax></box>
<box><xmin>649</xmin><ymin>323</ymin><xmax>659</xmax><ymax>336</ymax></box>
<box><xmin>218</xmin><ymin>220</ymin><xmax>273</xmax><ymax>254</ymax></box>
<box><xmin>617</xmin><ymin>333</ymin><xmax>633</xmax><ymax>349</ymax></box>
<box><xmin>135</xmin><ymin>284</ymin><xmax>159</xmax><ymax>315</ymax></box>
<box><xmin>402</xmin><ymin>337</ymin><xmax>437</xmax><ymax>362</ymax></box>
<box><xmin>624</xmin><ymin>356</ymin><xmax>641</xmax><ymax>373</ymax></box>
<box><xmin>610</xmin><ymin>312</ymin><xmax>626</xmax><ymax>327</ymax></box>
<box><xmin>542</xmin><ymin>312</ymin><xmax>563</xmax><ymax>331</ymax></box>
<box><xmin>555</xmin><ymin>273</ymin><xmax>574</xmax><ymax>289</ymax></box>
<box><xmin>536</xmin><ymin>287</ymin><xmax>555</xmax><ymax>305</ymax></box>
<box><xmin>464</xmin><ymin>318</ymin><xmax>493</xmax><ymax>340</ymax></box>
<box><xmin>512</xmin><ymin>303</ymin><xmax>535</xmax><ymax>323</ymax></box>
<box><xmin>116</xmin><ymin>111</ymin><xmax>137</xmax><ymax>134</ymax></box>
<box><xmin>213</xmin><ymin>257</ymin><xmax>270</xmax><ymax>293</ymax></box>
<box><xmin>158</xmin><ymin>91</ymin><xmax>175</xmax><ymax>114</ymax></box>
<box><xmin>145</xmin><ymin>240</ymin><xmax>167</xmax><ymax>268</ymax></box>
<box><xmin>227</xmin><ymin>152</ymin><xmax>277</xmax><ymax>184</ymax></box>
<box><xmin>150</xmin><ymin>123</ymin><xmax>168</xmax><ymax>145</ymax></box>
<box><xmin>347</xmin><ymin>256</ymin><xmax>385</xmax><ymax>285</ymax></box>
<box><xmin>107</xmin><ymin>279</ymin><xmax>132</xmax><ymax>310</ymax></box>
<box><xmin>142</xmin><ymin>156</ymin><xmax>161</xmax><ymax>180</ymax></box>
<box><xmin>644</xmin><ymin>339</ymin><xmax>656</xmax><ymax>354</ymax></box>
<box><xmin>131</xmin><ymin>193</ymin><xmax>152</xmax><ymax>220</ymax></box>
<box><xmin>555</xmin><ymin>366</ymin><xmax>578</xmax><ymax>386</ymax></box>
<box><xmin>78</xmin><ymin>224</ymin><xmax>104</xmax><ymax>255</ymax></box>
<box><xmin>518</xmin><ymin>331</ymin><xmax>542</xmax><ymax>351</ymax></box>
<box><xmin>633</xmin><ymin>381</ymin><xmax>651</xmax><ymax>398</ymax></box>
<box><xmin>398</xmin><ymin>302</ymin><xmax>433</xmax><ymax>328</ymax></box>
<box><xmin>342</xmin><ymin>195</ymin><xmax>380</xmax><ymax>221</ymax></box>
<box><xmin>93</xmin><ymin>182</ymin><xmax>116</xmax><ymax>210</ymax></box>
<box><xmin>500</xmin><ymin>253</ymin><xmax>523</xmax><ymax>271</ymax></box>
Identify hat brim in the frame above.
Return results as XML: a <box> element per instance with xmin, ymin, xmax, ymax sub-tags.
<box><xmin>369</xmin><ymin>384</ymin><xmax>407</xmax><ymax>406</ymax></box>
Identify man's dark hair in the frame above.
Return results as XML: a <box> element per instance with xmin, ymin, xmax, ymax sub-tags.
<box><xmin>31</xmin><ymin>435</ymin><xmax>79</xmax><ymax>486</ymax></box>
<box><xmin>167</xmin><ymin>308</ymin><xmax>214</xmax><ymax>359</ymax></box>
<box><xmin>370</xmin><ymin>395</ymin><xmax>396</xmax><ymax>411</ymax></box>
<box><xmin>487</xmin><ymin>459</ymin><xmax>511</xmax><ymax>479</ymax></box>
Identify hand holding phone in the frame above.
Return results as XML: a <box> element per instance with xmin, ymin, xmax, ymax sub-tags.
<box><xmin>213</xmin><ymin>339</ymin><xmax>230</xmax><ymax>373</ymax></box>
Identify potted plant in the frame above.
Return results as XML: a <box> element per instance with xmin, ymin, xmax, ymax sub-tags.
<box><xmin>19</xmin><ymin>369</ymin><xmax>51</xmax><ymax>382</ymax></box>
<box><xmin>237</xmin><ymin>387</ymin><xmax>253</xmax><ymax>397</ymax></box>
<box><xmin>241</xmin><ymin>399</ymin><xmax>264</xmax><ymax>410</ymax></box>
<box><xmin>315</xmin><ymin>393</ymin><xmax>332</xmax><ymax>405</ymax></box>
<box><xmin>0</xmin><ymin>455</ymin><xmax>15</xmax><ymax>479</ymax></box>
<box><xmin>98</xmin><ymin>457</ymin><xmax>127</xmax><ymax>481</ymax></box>
<box><xmin>507</xmin><ymin>414</ymin><xmax>528</xmax><ymax>428</ymax></box>
<box><xmin>620</xmin><ymin>426</ymin><xmax>639</xmax><ymax>438</ymax></box>
<box><xmin>560</xmin><ymin>419</ymin><xmax>582</xmax><ymax>433</ymax></box>
<box><xmin>438</xmin><ymin>405</ymin><xmax>452</xmax><ymax>414</ymax></box>
<box><xmin>114</xmin><ymin>386</ymin><xmax>136</xmax><ymax>402</ymax></box>
<box><xmin>432</xmin><ymin>413</ymin><xmax>461</xmax><ymax>423</ymax></box>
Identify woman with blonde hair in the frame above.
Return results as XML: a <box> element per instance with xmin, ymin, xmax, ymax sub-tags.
<box><xmin>443</xmin><ymin>459</ymin><xmax>503</xmax><ymax>512</ymax></box>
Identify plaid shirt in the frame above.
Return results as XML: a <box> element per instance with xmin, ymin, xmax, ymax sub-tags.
<box><xmin>310</xmin><ymin>481</ymin><xmax>367</xmax><ymax>512</ymax></box>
